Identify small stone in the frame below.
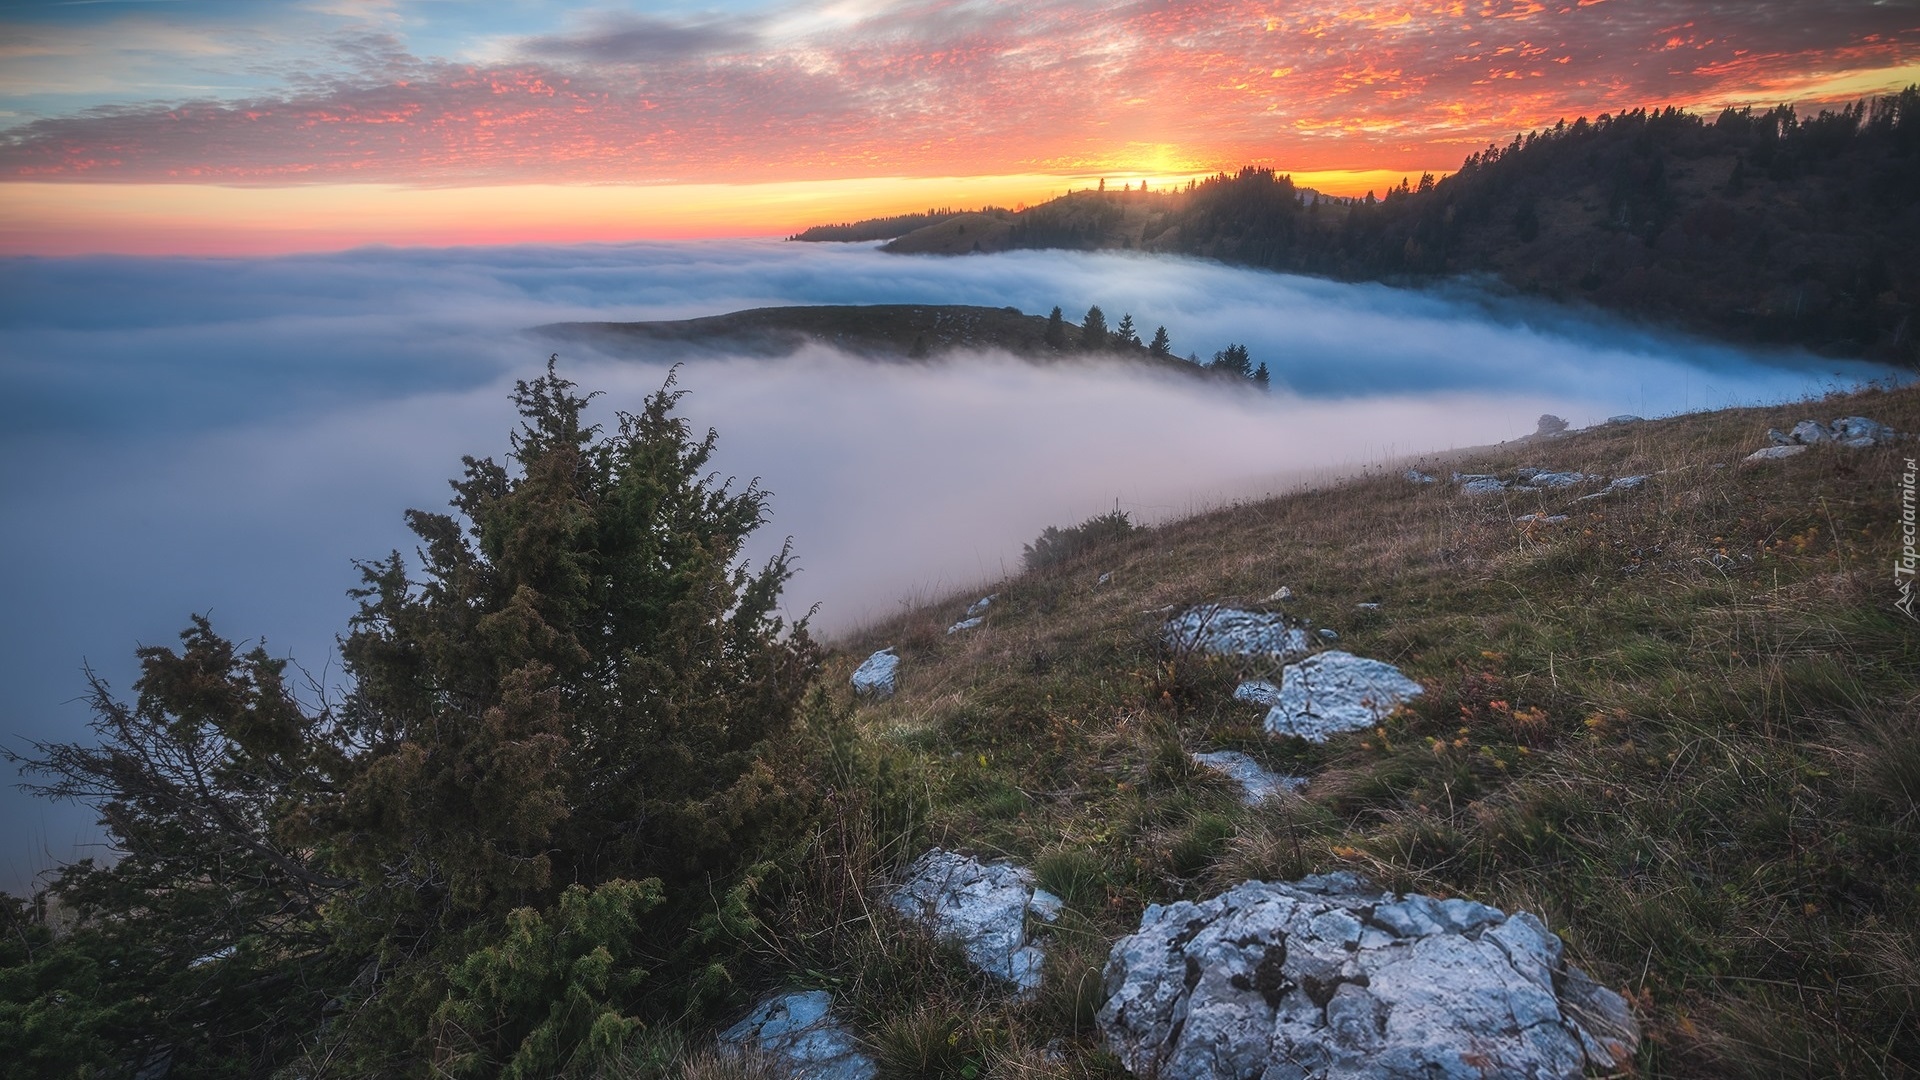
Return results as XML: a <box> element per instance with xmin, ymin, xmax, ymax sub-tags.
<box><xmin>1097</xmin><ymin>571</ymin><xmax>1113</xmax><ymax>586</ymax></box>
<box><xmin>1516</xmin><ymin>512</ymin><xmax>1570</xmax><ymax>524</ymax></box>
<box><xmin>1404</xmin><ymin>468</ymin><xmax>1437</xmax><ymax>484</ymax></box>
<box><xmin>966</xmin><ymin>594</ymin><xmax>996</xmax><ymax>617</ymax></box>
<box><xmin>1767</xmin><ymin>427</ymin><xmax>1795</xmax><ymax>446</ymax></box>
<box><xmin>719</xmin><ymin>990</ymin><xmax>877</xmax><ymax>1080</ymax></box>
<box><xmin>1266</xmin><ymin>585</ymin><xmax>1294</xmax><ymax>602</ymax></box>
<box><xmin>1608</xmin><ymin>474</ymin><xmax>1648</xmax><ymax>490</ymax></box>
<box><xmin>851</xmin><ymin>648</ymin><xmax>900</xmax><ymax>698</ymax></box>
<box><xmin>1317</xmin><ymin>627</ymin><xmax>1339</xmax><ymax>641</ymax></box>
<box><xmin>1745</xmin><ymin>444</ymin><xmax>1810</xmax><ymax>463</ymax></box>
<box><xmin>946</xmin><ymin>617</ymin><xmax>984</xmax><ymax>635</ymax></box>
<box><xmin>1191</xmin><ymin>750</ymin><xmax>1306</xmax><ymax>805</ymax></box>
<box><xmin>1606</xmin><ymin>414</ymin><xmax>1643</xmax><ymax>425</ymax></box>
<box><xmin>1264</xmin><ymin>651</ymin><xmax>1424</xmax><ymax>742</ymax></box>
<box><xmin>1233</xmin><ymin>680</ymin><xmax>1282</xmax><ymax>706</ymax></box>
<box><xmin>1355</xmin><ymin>602</ymin><xmax>1381</xmax><ymax>610</ymax></box>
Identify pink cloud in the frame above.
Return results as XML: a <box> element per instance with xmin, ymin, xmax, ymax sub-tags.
<box><xmin>0</xmin><ymin>0</ymin><xmax>1913</xmax><ymax>183</ymax></box>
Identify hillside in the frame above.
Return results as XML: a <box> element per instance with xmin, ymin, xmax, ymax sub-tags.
<box><xmin>539</xmin><ymin>303</ymin><xmax>1234</xmax><ymax>380</ymax></box>
<box><xmin>803</xmin><ymin>91</ymin><xmax>1920</xmax><ymax>367</ymax></box>
<box><xmin>800</xmin><ymin>382</ymin><xmax>1920</xmax><ymax>1076</ymax></box>
<box><xmin>7</xmin><ymin>371</ymin><xmax>1916</xmax><ymax>1078</ymax></box>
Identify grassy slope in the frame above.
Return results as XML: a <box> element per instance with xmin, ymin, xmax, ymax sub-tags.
<box><xmin>766</xmin><ymin>383</ymin><xmax>1920</xmax><ymax>1079</ymax></box>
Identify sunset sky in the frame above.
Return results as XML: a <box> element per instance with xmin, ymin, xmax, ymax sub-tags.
<box><xmin>2</xmin><ymin>0</ymin><xmax>1916</xmax><ymax>254</ymax></box>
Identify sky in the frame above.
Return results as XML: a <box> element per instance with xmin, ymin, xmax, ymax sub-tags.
<box><xmin>2</xmin><ymin>0</ymin><xmax>1917</xmax><ymax>252</ymax></box>
<box><xmin>0</xmin><ymin>238</ymin><xmax>1903</xmax><ymax>889</ymax></box>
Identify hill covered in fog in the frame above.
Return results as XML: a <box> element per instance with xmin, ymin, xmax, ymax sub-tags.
<box><xmin>800</xmin><ymin>90</ymin><xmax>1920</xmax><ymax>368</ymax></box>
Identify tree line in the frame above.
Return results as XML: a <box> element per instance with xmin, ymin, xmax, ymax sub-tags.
<box><xmin>1040</xmin><ymin>303</ymin><xmax>1269</xmax><ymax>387</ymax></box>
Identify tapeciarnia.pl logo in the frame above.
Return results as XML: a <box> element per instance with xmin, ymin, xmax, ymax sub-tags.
<box><xmin>1899</xmin><ymin>457</ymin><xmax>1917</xmax><ymax>620</ymax></box>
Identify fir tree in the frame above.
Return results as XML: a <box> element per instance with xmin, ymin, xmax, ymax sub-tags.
<box><xmin>1044</xmin><ymin>306</ymin><xmax>1067</xmax><ymax>350</ymax></box>
<box><xmin>1080</xmin><ymin>305</ymin><xmax>1109</xmax><ymax>350</ymax></box>
<box><xmin>1113</xmin><ymin>312</ymin><xmax>1141</xmax><ymax>348</ymax></box>
<box><xmin>1148</xmin><ymin>326</ymin><xmax>1173</xmax><ymax>357</ymax></box>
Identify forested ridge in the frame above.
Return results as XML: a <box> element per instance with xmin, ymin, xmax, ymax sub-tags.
<box><xmin>809</xmin><ymin>90</ymin><xmax>1920</xmax><ymax>366</ymax></box>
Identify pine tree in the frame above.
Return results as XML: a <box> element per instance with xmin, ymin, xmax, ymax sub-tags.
<box><xmin>1113</xmin><ymin>312</ymin><xmax>1141</xmax><ymax>348</ymax></box>
<box><xmin>1209</xmin><ymin>343</ymin><xmax>1253</xmax><ymax>379</ymax></box>
<box><xmin>1044</xmin><ymin>306</ymin><xmax>1067</xmax><ymax>350</ymax></box>
<box><xmin>1253</xmin><ymin>362</ymin><xmax>1271</xmax><ymax>388</ymax></box>
<box><xmin>1080</xmin><ymin>305</ymin><xmax>1109</xmax><ymax>350</ymax></box>
<box><xmin>11</xmin><ymin>359</ymin><xmax>823</xmax><ymax>1077</ymax></box>
<box><xmin>1148</xmin><ymin>326</ymin><xmax>1173</xmax><ymax>357</ymax></box>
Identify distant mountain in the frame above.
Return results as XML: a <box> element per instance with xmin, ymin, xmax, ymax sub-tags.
<box><xmin>799</xmin><ymin>90</ymin><xmax>1920</xmax><ymax>366</ymax></box>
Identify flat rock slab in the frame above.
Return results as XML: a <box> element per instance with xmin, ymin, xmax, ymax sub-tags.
<box><xmin>851</xmin><ymin>648</ymin><xmax>900</xmax><ymax>697</ymax></box>
<box><xmin>1166</xmin><ymin>607</ymin><xmax>1312</xmax><ymax>661</ymax></box>
<box><xmin>947</xmin><ymin>616</ymin><xmax>984</xmax><ymax>634</ymax></box>
<box><xmin>1192</xmin><ymin>750</ymin><xmax>1306</xmax><ymax>805</ymax></box>
<box><xmin>1745</xmin><ymin>444</ymin><xmax>1809</xmax><ymax>463</ymax></box>
<box><xmin>719</xmin><ymin>990</ymin><xmax>877</xmax><ymax>1080</ymax></box>
<box><xmin>1098</xmin><ymin>873</ymin><xmax>1640</xmax><ymax>1080</ymax></box>
<box><xmin>888</xmin><ymin>849</ymin><xmax>1062</xmax><ymax>994</ymax></box>
<box><xmin>1264</xmin><ymin>651</ymin><xmax>1423</xmax><ymax>742</ymax></box>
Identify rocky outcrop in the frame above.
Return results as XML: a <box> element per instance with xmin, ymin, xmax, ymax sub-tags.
<box><xmin>851</xmin><ymin>648</ymin><xmax>900</xmax><ymax>698</ymax></box>
<box><xmin>1264</xmin><ymin>651</ymin><xmax>1424</xmax><ymax>742</ymax></box>
<box><xmin>1097</xmin><ymin>873</ymin><xmax>1640</xmax><ymax>1080</ymax></box>
<box><xmin>1191</xmin><ymin>751</ymin><xmax>1306</xmax><ymax>806</ymax></box>
<box><xmin>718</xmin><ymin>990</ymin><xmax>877</xmax><ymax>1080</ymax></box>
<box><xmin>1166</xmin><ymin>607</ymin><xmax>1312</xmax><ymax>661</ymax></box>
<box><xmin>1764</xmin><ymin>415</ymin><xmax>1901</xmax><ymax>455</ymax></box>
<box><xmin>888</xmin><ymin>849</ymin><xmax>1062</xmax><ymax>993</ymax></box>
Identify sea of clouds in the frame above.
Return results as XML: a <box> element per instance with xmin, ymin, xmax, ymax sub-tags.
<box><xmin>0</xmin><ymin>238</ymin><xmax>1899</xmax><ymax>889</ymax></box>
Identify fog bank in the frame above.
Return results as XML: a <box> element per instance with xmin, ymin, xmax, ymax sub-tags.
<box><xmin>0</xmin><ymin>239</ymin><xmax>1901</xmax><ymax>891</ymax></box>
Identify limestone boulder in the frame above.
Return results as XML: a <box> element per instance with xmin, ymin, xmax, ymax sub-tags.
<box><xmin>718</xmin><ymin>990</ymin><xmax>877</xmax><ymax>1080</ymax></box>
<box><xmin>851</xmin><ymin>648</ymin><xmax>900</xmax><ymax>698</ymax></box>
<box><xmin>888</xmin><ymin>849</ymin><xmax>1062</xmax><ymax>994</ymax></box>
<box><xmin>1264</xmin><ymin>651</ymin><xmax>1423</xmax><ymax>742</ymax></box>
<box><xmin>1097</xmin><ymin>874</ymin><xmax>1640</xmax><ymax>1080</ymax></box>
<box><xmin>1166</xmin><ymin>607</ymin><xmax>1312</xmax><ymax>662</ymax></box>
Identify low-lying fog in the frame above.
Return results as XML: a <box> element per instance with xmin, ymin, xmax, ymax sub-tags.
<box><xmin>0</xmin><ymin>239</ymin><xmax>1900</xmax><ymax>889</ymax></box>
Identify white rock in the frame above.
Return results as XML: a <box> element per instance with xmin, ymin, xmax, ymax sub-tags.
<box><xmin>851</xmin><ymin>648</ymin><xmax>900</xmax><ymax>698</ymax></box>
<box><xmin>1355</xmin><ymin>602</ymin><xmax>1381</xmax><ymax>610</ymax></box>
<box><xmin>888</xmin><ymin>849</ymin><xmax>1054</xmax><ymax>994</ymax></box>
<box><xmin>1458</xmin><ymin>476</ymin><xmax>1508</xmax><ymax>495</ymax></box>
<box><xmin>1790</xmin><ymin>419</ymin><xmax>1832</xmax><ymax>444</ymax></box>
<box><xmin>966</xmin><ymin>594</ymin><xmax>996</xmax><ymax>617</ymax></box>
<box><xmin>1264</xmin><ymin>651</ymin><xmax>1423</xmax><ymax>742</ymax></box>
<box><xmin>1606</xmin><ymin>414</ymin><xmax>1642</xmax><ymax>425</ymax></box>
<box><xmin>1164</xmin><ymin>606</ymin><xmax>1312</xmax><ymax>661</ymax></box>
<box><xmin>1404</xmin><ymin>469</ymin><xmax>1437</xmax><ymax>484</ymax></box>
<box><xmin>1832</xmin><ymin>416</ymin><xmax>1894</xmax><ymax>443</ymax></box>
<box><xmin>1317</xmin><ymin>628</ymin><xmax>1339</xmax><ymax>641</ymax></box>
<box><xmin>1266</xmin><ymin>585</ymin><xmax>1294</xmax><ymax>602</ymax></box>
<box><xmin>1515</xmin><ymin>512</ymin><xmax>1570</xmax><ymax>524</ymax></box>
<box><xmin>1191</xmin><ymin>750</ymin><xmax>1306</xmax><ymax>805</ymax></box>
<box><xmin>1744</xmin><ymin>444</ymin><xmax>1809</xmax><ymax>463</ymax></box>
<box><xmin>1530</xmin><ymin>471</ymin><xmax>1591</xmax><ymax>489</ymax></box>
<box><xmin>1607</xmin><ymin>474</ymin><xmax>1648</xmax><ymax>490</ymax></box>
<box><xmin>1097</xmin><ymin>572</ymin><xmax>1113</xmax><ymax>586</ymax></box>
<box><xmin>1233</xmin><ymin>680</ymin><xmax>1282</xmax><ymax>706</ymax></box>
<box><xmin>1767</xmin><ymin>427</ymin><xmax>1795</xmax><ymax>446</ymax></box>
<box><xmin>1096</xmin><ymin>875</ymin><xmax>1640</xmax><ymax>1080</ymax></box>
<box><xmin>946</xmin><ymin>617</ymin><xmax>984</xmax><ymax>635</ymax></box>
<box><xmin>719</xmin><ymin>990</ymin><xmax>877</xmax><ymax>1080</ymax></box>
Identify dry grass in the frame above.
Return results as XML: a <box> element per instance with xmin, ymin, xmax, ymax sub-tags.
<box><xmin>754</xmin><ymin>383</ymin><xmax>1920</xmax><ymax>1078</ymax></box>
